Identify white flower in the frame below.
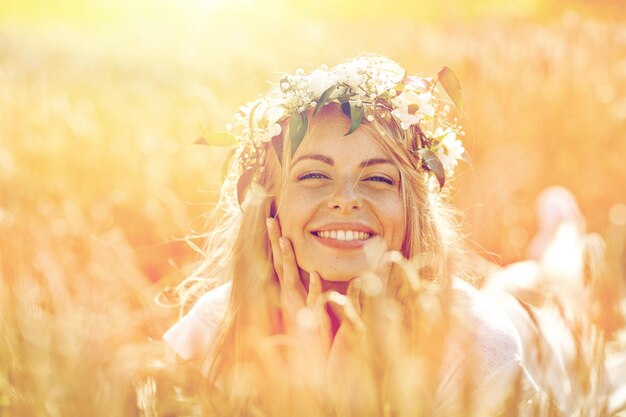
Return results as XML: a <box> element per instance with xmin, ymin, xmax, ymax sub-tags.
<box><xmin>404</xmin><ymin>76</ymin><xmax>430</xmax><ymax>91</ymax></box>
<box><xmin>307</xmin><ymin>69</ymin><xmax>335</xmax><ymax>97</ymax></box>
<box><xmin>391</xmin><ymin>109</ymin><xmax>422</xmax><ymax>130</ymax></box>
<box><xmin>335</xmin><ymin>63</ymin><xmax>366</xmax><ymax>89</ymax></box>
<box><xmin>390</xmin><ymin>91</ymin><xmax>435</xmax><ymax>129</ymax></box>
<box><xmin>434</xmin><ymin>128</ymin><xmax>464</xmax><ymax>172</ymax></box>
<box><xmin>256</xmin><ymin>106</ymin><xmax>284</xmax><ymax>143</ymax></box>
<box><xmin>350</xmin><ymin>98</ymin><xmax>363</xmax><ymax>106</ymax></box>
<box><xmin>257</xmin><ymin>123</ymin><xmax>282</xmax><ymax>143</ymax></box>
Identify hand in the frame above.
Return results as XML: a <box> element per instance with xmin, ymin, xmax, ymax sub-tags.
<box><xmin>265</xmin><ymin>217</ymin><xmax>324</xmax><ymax>329</ymax></box>
<box><xmin>326</xmin><ymin>277</ymin><xmax>384</xmax><ymax>415</ymax></box>
<box><xmin>266</xmin><ymin>216</ymin><xmax>378</xmax><ymax>410</ymax></box>
<box><xmin>266</xmin><ymin>217</ymin><xmax>331</xmax><ymax>385</ymax></box>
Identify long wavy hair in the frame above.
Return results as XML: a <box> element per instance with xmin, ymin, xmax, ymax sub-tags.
<box><xmin>174</xmin><ymin>100</ymin><xmax>464</xmax><ymax>414</ymax></box>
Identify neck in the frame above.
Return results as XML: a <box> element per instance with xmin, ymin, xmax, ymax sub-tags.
<box><xmin>299</xmin><ymin>269</ymin><xmax>350</xmax><ymax>295</ymax></box>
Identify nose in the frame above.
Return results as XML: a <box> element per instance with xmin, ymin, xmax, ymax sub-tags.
<box><xmin>327</xmin><ymin>180</ymin><xmax>363</xmax><ymax>213</ymax></box>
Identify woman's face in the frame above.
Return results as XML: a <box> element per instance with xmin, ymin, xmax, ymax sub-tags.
<box><xmin>277</xmin><ymin>109</ymin><xmax>406</xmax><ymax>282</ymax></box>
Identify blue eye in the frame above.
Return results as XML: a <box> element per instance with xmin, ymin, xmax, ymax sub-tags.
<box><xmin>298</xmin><ymin>172</ymin><xmax>328</xmax><ymax>181</ymax></box>
<box><xmin>366</xmin><ymin>176</ymin><xmax>394</xmax><ymax>185</ymax></box>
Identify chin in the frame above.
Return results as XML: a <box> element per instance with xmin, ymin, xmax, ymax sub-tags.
<box><xmin>319</xmin><ymin>273</ymin><xmax>355</xmax><ymax>282</ymax></box>
<box><xmin>296</xmin><ymin>246</ymin><xmax>370</xmax><ymax>282</ymax></box>
<box><xmin>310</xmin><ymin>263</ymin><xmax>367</xmax><ymax>282</ymax></box>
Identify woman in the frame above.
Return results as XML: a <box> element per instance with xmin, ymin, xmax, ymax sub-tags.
<box><xmin>164</xmin><ymin>55</ymin><xmax>531</xmax><ymax>416</ymax></box>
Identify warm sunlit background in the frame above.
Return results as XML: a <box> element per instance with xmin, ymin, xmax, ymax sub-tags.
<box><xmin>1</xmin><ymin>0</ymin><xmax>625</xmax><ymax>415</ymax></box>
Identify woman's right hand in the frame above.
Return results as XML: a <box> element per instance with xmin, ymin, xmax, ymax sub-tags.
<box><xmin>266</xmin><ymin>217</ymin><xmax>325</xmax><ymax>332</ymax></box>
<box><xmin>266</xmin><ymin>217</ymin><xmax>332</xmax><ymax>383</ymax></box>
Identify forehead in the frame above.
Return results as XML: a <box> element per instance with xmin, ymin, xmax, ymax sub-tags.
<box><xmin>293</xmin><ymin>110</ymin><xmax>386</xmax><ymax>163</ymax></box>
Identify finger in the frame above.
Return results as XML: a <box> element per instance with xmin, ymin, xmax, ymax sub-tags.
<box><xmin>266</xmin><ymin>217</ymin><xmax>284</xmax><ymax>282</ymax></box>
<box><xmin>306</xmin><ymin>271</ymin><xmax>323</xmax><ymax>307</ymax></box>
<box><xmin>375</xmin><ymin>252</ymin><xmax>393</xmax><ymax>292</ymax></box>
<box><xmin>326</xmin><ymin>291</ymin><xmax>365</xmax><ymax>334</ymax></box>
<box><xmin>359</xmin><ymin>256</ymin><xmax>391</xmax><ymax>318</ymax></box>
<box><xmin>279</xmin><ymin>237</ymin><xmax>306</xmax><ymax>298</ymax></box>
<box><xmin>346</xmin><ymin>278</ymin><xmax>362</xmax><ymax>314</ymax></box>
<box><xmin>307</xmin><ymin>272</ymin><xmax>332</xmax><ymax>354</ymax></box>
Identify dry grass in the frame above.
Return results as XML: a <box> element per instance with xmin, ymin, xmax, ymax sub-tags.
<box><xmin>1</xmin><ymin>2</ymin><xmax>625</xmax><ymax>415</ymax></box>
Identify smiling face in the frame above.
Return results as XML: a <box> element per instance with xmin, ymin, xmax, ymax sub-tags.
<box><xmin>276</xmin><ymin>107</ymin><xmax>406</xmax><ymax>282</ymax></box>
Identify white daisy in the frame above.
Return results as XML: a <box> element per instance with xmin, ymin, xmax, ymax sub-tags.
<box><xmin>391</xmin><ymin>91</ymin><xmax>435</xmax><ymax>129</ymax></box>
<box><xmin>435</xmin><ymin>128</ymin><xmax>465</xmax><ymax>172</ymax></box>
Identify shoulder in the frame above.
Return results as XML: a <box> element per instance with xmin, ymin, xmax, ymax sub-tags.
<box><xmin>450</xmin><ymin>278</ymin><xmax>524</xmax><ymax>377</ymax></box>
<box><xmin>163</xmin><ymin>282</ymin><xmax>232</xmax><ymax>362</ymax></box>
<box><xmin>435</xmin><ymin>278</ymin><xmax>532</xmax><ymax>414</ymax></box>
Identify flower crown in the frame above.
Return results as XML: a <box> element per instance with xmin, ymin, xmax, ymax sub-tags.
<box><xmin>198</xmin><ymin>56</ymin><xmax>468</xmax><ymax>205</ymax></box>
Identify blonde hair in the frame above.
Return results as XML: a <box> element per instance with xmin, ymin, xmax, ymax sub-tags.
<box><xmin>170</xmin><ymin>97</ymin><xmax>466</xmax><ymax>413</ymax></box>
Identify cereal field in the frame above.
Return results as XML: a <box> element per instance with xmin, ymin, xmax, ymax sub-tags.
<box><xmin>1</xmin><ymin>0</ymin><xmax>625</xmax><ymax>415</ymax></box>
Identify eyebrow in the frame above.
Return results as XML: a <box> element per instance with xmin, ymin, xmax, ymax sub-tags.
<box><xmin>291</xmin><ymin>154</ymin><xmax>393</xmax><ymax>168</ymax></box>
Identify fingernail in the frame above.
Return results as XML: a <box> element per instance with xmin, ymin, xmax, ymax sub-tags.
<box><xmin>266</xmin><ymin>217</ymin><xmax>273</xmax><ymax>230</ymax></box>
<box><xmin>279</xmin><ymin>237</ymin><xmax>287</xmax><ymax>252</ymax></box>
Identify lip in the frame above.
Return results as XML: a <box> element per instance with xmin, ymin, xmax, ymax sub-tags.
<box><xmin>309</xmin><ymin>222</ymin><xmax>377</xmax><ymax>250</ymax></box>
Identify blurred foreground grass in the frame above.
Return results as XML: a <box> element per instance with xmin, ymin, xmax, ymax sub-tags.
<box><xmin>1</xmin><ymin>1</ymin><xmax>626</xmax><ymax>414</ymax></box>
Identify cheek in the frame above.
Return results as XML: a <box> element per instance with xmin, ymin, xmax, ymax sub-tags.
<box><xmin>277</xmin><ymin>187</ymin><xmax>318</xmax><ymax>238</ymax></box>
<box><xmin>381</xmin><ymin>195</ymin><xmax>406</xmax><ymax>250</ymax></box>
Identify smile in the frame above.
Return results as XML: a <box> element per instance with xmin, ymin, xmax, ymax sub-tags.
<box><xmin>309</xmin><ymin>222</ymin><xmax>377</xmax><ymax>250</ymax></box>
<box><xmin>311</xmin><ymin>230</ymin><xmax>372</xmax><ymax>241</ymax></box>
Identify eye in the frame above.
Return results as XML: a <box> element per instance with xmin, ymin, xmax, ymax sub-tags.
<box><xmin>297</xmin><ymin>172</ymin><xmax>329</xmax><ymax>181</ymax></box>
<box><xmin>364</xmin><ymin>175</ymin><xmax>394</xmax><ymax>185</ymax></box>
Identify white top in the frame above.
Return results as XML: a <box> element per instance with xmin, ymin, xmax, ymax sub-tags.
<box><xmin>163</xmin><ymin>282</ymin><xmax>231</xmax><ymax>375</ymax></box>
<box><xmin>163</xmin><ymin>279</ymin><xmax>536</xmax><ymax>413</ymax></box>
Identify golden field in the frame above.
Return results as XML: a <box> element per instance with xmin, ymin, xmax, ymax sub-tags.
<box><xmin>1</xmin><ymin>0</ymin><xmax>626</xmax><ymax>415</ymax></box>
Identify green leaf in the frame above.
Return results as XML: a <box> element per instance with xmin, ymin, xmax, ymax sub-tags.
<box><xmin>437</xmin><ymin>66</ymin><xmax>463</xmax><ymax>115</ymax></box>
<box><xmin>431</xmin><ymin>131</ymin><xmax>448</xmax><ymax>143</ymax></box>
<box><xmin>194</xmin><ymin>133</ymin><xmax>237</xmax><ymax>147</ymax></box>
<box><xmin>418</xmin><ymin>149</ymin><xmax>446</xmax><ymax>189</ymax></box>
<box><xmin>341</xmin><ymin>101</ymin><xmax>351</xmax><ymax>117</ymax></box>
<box><xmin>237</xmin><ymin>168</ymin><xmax>255</xmax><ymax>207</ymax></box>
<box><xmin>271</xmin><ymin>135</ymin><xmax>284</xmax><ymax>164</ymax></box>
<box><xmin>289</xmin><ymin>111</ymin><xmax>308</xmax><ymax>156</ymax></box>
<box><xmin>313</xmin><ymin>85</ymin><xmax>337</xmax><ymax>116</ymax></box>
<box><xmin>393</xmin><ymin>83</ymin><xmax>406</xmax><ymax>94</ymax></box>
<box><xmin>344</xmin><ymin>102</ymin><xmax>364</xmax><ymax>136</ymax></box>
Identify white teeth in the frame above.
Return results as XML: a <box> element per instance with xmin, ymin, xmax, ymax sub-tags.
<box><xmin>315</xmin><ymin>230</ymin><xmax>372</xmax><ymax>241</ymax></box>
